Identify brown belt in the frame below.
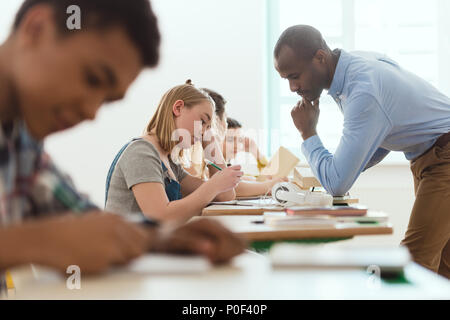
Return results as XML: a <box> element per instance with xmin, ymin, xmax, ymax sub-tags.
<box><xmin>434</xmin><ymin>131</ymin><xmax>450</xmax><ymax>148</ymax></box>
<box><xmin>413</xmin><ymin>131</ymin><xmax>450</xmax><ymax>162</ymax></box>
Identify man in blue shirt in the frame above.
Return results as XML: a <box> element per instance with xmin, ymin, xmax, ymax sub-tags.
<box><xmin>274</xmin><ymin>25</ymin><xmax>450</xmax><ymax>278</ymax></box>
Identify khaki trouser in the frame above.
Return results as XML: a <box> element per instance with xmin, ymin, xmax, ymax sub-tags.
<box><xmin>401</xmin><ymin>139</ymin><xmax>450</xmax><ymax>279</ymax></box>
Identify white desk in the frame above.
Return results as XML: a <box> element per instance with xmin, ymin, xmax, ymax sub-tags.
<box><xmin>4</xmin><ymin>251</ymin><xmax>450</xmax><ymax>300</ymax></box>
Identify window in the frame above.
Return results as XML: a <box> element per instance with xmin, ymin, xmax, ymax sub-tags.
<box><xmin>265</xmin><ymin>0</ymin><xmax>450</xmax><ymax>164</ymax></box>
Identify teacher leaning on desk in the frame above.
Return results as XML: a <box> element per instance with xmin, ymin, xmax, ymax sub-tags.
<box><xmin>273</xmin><ymin>25</ymin><xmax>450</xmax><ymax>279</ymax></box>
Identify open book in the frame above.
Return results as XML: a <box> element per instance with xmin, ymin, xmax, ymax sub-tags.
<box><xmin>259</xmin><ymin>147</ymin><xmax>300</xmax><ymax>179</ymax></box>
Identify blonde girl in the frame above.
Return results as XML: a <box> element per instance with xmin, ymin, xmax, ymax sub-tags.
<box><xmin>105</xmin><ymin>80</ymin><xmax>242</xmax><ymax>222</ymax></box>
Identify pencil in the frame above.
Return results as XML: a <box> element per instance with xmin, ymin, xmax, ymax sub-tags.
<box><xmin>204</xmin><ymin>160</ymin><xmax>222</xmax><ymax>171</ymax></box>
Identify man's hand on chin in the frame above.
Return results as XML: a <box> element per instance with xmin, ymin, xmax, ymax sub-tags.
<box><xmin>291</xmin><ymin>98</ymin><xmax>320</xmax><ymax>141</ymax></box>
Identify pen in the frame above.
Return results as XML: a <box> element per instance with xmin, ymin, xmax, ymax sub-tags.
<box><xmin>205</xmin><ymin>159</ymin><xmax>222</xmax><ymax>171</ymax></box>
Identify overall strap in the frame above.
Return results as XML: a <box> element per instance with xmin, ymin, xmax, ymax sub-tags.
<box><xmin>105</xmin><ymin>138</ymin><xmax>141</xmax><ymax>207</ymax></box>
<box><xmin>161</xmin><ymin>160</ymin><xmax>183</xmax><ymax>201</ymax></box>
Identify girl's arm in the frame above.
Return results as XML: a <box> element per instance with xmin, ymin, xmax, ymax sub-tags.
<box><xmin>132</xmin><ymin>181</ymin><xmax>218</xmax><ymax>222</ymax></box>
<box><xmin>203</xmin><ymin>162</ymin><xmax>236</xmax><ymax>201</ymax></box>
<box><xmin>132</xmin><ymin>165</ymin><xmax>242</xmax><ymax>222</ymax></box>
<box><xmin>181</xmin><ymin>174</ymin><xmax>235</xmax><ymax>202</ymax></box>
<box><xmin>234</xmin><ymin>177</ymin><xmax>288</xmax><ymax>197</ymax></box>
<box><xmin>206</xmin><ymin>134</ymin><xmax>285</xmax><ymax>198</ymax></box>
<box><xmin>202</xmin><ymin>133</ymin><xmax>236</xmax><ymax>201</ymax></box>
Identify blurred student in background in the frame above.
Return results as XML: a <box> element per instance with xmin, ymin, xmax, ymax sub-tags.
<box><xmin>224</xmin><ymin>117</ymin><xmax>269</xmax><ymax>174</ymax></box>
<box><xmin>184</xmin><ymin>88</ymin><xmax>287</xmax><ymax>197</ymax></box>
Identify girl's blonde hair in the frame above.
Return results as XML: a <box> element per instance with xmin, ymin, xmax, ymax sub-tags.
<box><xmin>145</xmin><ymin>80</ymin><xmax>214</xmax><ymax>154</ymax></box>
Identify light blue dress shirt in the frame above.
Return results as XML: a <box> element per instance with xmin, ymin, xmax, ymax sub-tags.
<box><xmin>301</xmin><ymin>50</ymin><xmax>450</xmax><ymax>196</ymax></box>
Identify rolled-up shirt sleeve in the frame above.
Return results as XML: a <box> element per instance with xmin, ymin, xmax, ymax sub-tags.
<box><xmin>301</xmin><ymin>94</ymin><xmax>392</xmax><ymax>196</ymax></box>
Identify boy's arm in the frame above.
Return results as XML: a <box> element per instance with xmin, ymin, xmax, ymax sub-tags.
<box><xmin>0</xmin><ymin>213</ymin><xmax>246</xmax><ymax>273</ymax></box>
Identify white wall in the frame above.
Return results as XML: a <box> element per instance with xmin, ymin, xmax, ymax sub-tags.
<box><xmin>1</xmin><ymin>0</ymin><xmax>416</xmax><ymax>246</ymax></box>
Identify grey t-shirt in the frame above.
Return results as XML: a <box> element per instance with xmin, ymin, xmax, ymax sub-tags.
<box><xmin>105</xmin><ymin>139</ymin><xmax>188</xmax><ymax>215</ymax></box>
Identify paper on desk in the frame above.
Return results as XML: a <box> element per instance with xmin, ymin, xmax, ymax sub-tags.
<box><xmin>210</xmin><ymin>198</ymin><xmax>280</xmax><ymax>208</ymax></box>
<box><xmin>270</xmin><ymin>245</ymin><xmax>411</xmax><ymax>272</ymax></box>
<box><xmin>124</xmin><ymin>253</ymin><xmax>212</xmax><ymax>274</ymax></box>
<box><xmin>238</xmin><ymin>198</ymin><xmax>280</xmax><ymax>206</ymax></box>
<box><xmin>209</xmin><ymin>200</ymin><xmax>251</xmax><ymax>206</ymax></box>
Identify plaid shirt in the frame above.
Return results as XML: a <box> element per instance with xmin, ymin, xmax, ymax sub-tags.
<box><xmin>0</xmin><ymin>120</ymin><xmax>97</xmax><ymax>226</ymax></box>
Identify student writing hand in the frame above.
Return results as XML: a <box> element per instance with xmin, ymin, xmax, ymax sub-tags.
<box><xmin>291</xmin><ymin>98</ymin><xmax>320</xmax><ymax>140</ymax></box>
<box><xmin>150</xmin><ymin>219</ymin><xmax>247</xmax><ymax>264</ymax></box>
<box><xmin>0</xmin><ymin>212</ymin><xmax>153</xmax><ymax>274</ymax></box>
<box><xmin>208</xmin><ymin>165</ymin><xmax>243</xmax><ymax>193</ymax></box>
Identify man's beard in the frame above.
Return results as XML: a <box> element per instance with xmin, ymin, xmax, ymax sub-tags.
<box><xmin>304</xmin><ymin>88</ymin><xmax>323</xmax><ymax>102</ymax></box>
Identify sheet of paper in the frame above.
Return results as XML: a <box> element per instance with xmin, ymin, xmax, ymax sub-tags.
<box><xmin>210</xmin><ymin>198</ymin><xmax>281</xmax><ymax>208</ymax></box>
<box><xmin>124</xmin><ymin>254</ymin><xmax>212</xmax><ymax>274</ymax></box>
<box><xmin>209</xmin><ymin>200</ymin><xmax>239</xmax><ymax>205</ymax></box>
<box><xmin>270</xmin><ymin>245</ymin><xmax>410</xmax><ymax>271</ymax></box>
<box><xmin>236</xmin><ymin>198</ymin><xmax>280</xmax><ymax>206</ymax></box>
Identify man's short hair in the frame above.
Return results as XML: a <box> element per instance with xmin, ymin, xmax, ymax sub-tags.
<box><xmin>13</xmin><ymin>0</ymin><xmax>160</xmax><ymax>67</ymax></box>
<box><xmin>274</xmin><ymin>24</ymin><xmax>329</xmax><ymax>61</ymax></box>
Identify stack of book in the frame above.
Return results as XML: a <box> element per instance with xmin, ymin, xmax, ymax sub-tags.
<box><xmin>264</xmin><ymin>205</ymin><xmax>389</xmax><ymax>227</ymax></box>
